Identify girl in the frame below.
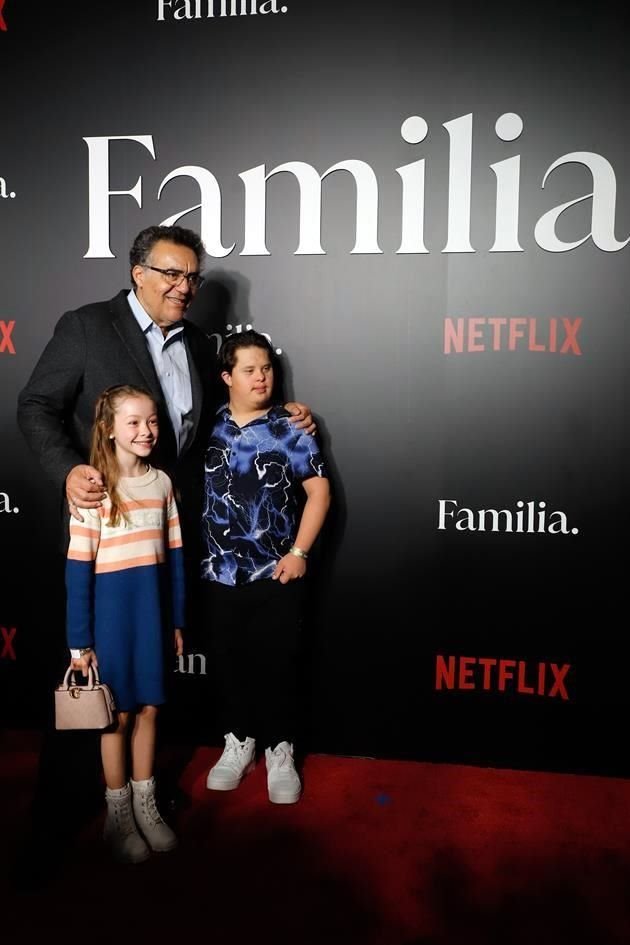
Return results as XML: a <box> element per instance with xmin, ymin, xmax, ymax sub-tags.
<box><xmin>66</xmin><ymin>385</ymin><xmax>185</xmax><ymax>864</ymax></box>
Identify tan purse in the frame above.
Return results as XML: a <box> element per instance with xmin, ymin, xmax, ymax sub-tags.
<box><xmin>54</xmin><ymin>664</ymin><xmax>116</xmax><ymax>730</ymax></box>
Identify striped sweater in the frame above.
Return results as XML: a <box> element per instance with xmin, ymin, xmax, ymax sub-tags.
<box><xmin>65</xmin><ymin>466</ymin><xmax>185</xmax><ymax>649</ymax></box>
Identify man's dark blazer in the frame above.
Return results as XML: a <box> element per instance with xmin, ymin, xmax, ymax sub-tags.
<box><xmin>17</xmin><ymin>289</ymin><xmax>219</xmax><ymax>543</ymax></box>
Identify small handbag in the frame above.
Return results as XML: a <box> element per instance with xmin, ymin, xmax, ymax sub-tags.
<box><xmin>54</xmin><ymin>663</ymin><xmax>116</xmax><ymax>730</ymax></box>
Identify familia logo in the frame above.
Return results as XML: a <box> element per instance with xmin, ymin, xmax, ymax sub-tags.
<box><xmin>436</xmin><ymin>654</ymin><xmax>571</xmax><ymax>700</ymax></box>
<box><xmin>83</xmin><ymin>113</ymin><xmax>629</xmax><ymax>259</ymax></box>
<box><xmin>158</xmin><ymin>0</ymin><xmax>287</xmax><ymax>19</ymax></box>
<box><xmin>437</xmin><ymin>499</ymin><xmax>579</xmax><ymax>535</ymax></box>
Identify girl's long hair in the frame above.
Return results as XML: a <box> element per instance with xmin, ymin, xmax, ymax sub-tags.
<box><xmin>90</xmin><ymin>385</ymin><xmax>156</xmax><ymax>527</ymax></box>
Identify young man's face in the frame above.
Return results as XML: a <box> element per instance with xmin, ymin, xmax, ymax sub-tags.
<box><xmin>222</xmin><ymin>346</ymin><xmax>274</xmax><ymax>412</ymax></box>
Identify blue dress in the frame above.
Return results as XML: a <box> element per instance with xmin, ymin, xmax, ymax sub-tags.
<box><xmin>65</xmin><ymin>467</ymin><xmax>185</xmax><ymax>711</ymax></box>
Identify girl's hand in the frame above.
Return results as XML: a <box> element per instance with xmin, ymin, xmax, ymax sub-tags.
<box><xmin>70</xmin><ymin>648</ymin><xmax>98</xmax><ymax>676</ymax></box>
<box><xmin>272</xmin><ymin>554</ymin><xmax>306</xmax><ymax>584</ymax></box>
<box><xmin>174</xmin><ymin>628</ymin><xmax>184</xmax><ymax>656</ymax></box>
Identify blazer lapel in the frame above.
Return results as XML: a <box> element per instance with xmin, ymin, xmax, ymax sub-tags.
<box><xmin>182</xmin><ymin>326</ymin><xmax>204</xmax><ymax>456</ymax></box>
<box><xmin>109</xmin><ymin>291</ymin><xmax>163</xmax><ymax>402</ymax></box>
<box><xmin>109</xmin><ymin>291</ymin><xmax>178</xmax><ymax>460</ymax></box>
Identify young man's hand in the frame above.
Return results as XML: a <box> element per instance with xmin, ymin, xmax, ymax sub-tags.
<box><xmin>272</xmin><ymin>554</ymin><xmax>306</xmax><ymax>584</ymax></box>
<box><xmin>174</xmin><ymin>628</ymin><xmax>184</xmax><ymax>656</ymax></box>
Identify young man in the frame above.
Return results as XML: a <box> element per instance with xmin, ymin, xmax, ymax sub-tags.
<box><xmin>202</xmin><ymin>330</ymin><xmax>330</xmax><ymax>803</ymax></box>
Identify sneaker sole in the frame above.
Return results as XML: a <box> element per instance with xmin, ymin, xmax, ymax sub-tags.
<box><xmin>206</xmin><ymin>761</ymin><xmax>255</xmax><ymax>791</ymax></box>
<box><xmin>268</xmin><ymin>788</ymin><xmax>301</xmax><ymax>804</ymax></box>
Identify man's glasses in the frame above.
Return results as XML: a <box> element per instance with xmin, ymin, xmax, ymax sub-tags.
<box><xmin>142</xmin><ymin>265</ymin><xmax>204</xmax><ymax>289</ymax></box>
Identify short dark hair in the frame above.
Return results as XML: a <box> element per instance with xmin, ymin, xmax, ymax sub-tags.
<box><xmin>219</xmin><ymin>330</ymin><xmax>276</xmax><ymax>374</ymax></box>
<box><xmin>129</xmin><ymin>225</ymin><xmax>206</xmax><ymax>286</ymax></box>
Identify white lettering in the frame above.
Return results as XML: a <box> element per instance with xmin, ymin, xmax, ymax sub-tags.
<box><xmin>0</xmin><ymin>492</ymin><xmax>18</xmax><ymax>514</ymax></box>
<box><xmin>239</xmin><ymin>160</ymin><xmax>381</xmax><ymax>256</ymax></box>
<box><xmin>438</xmin><ymin>499</ymin><xmax>578</xmax><ymax>535</ymax></box>
<box><xmin>535</xmin><ymin>152</ymin><xmax>630</xmax><ymax>253</ymax></box>
<box><xmin>443</xmin><ymin>113</ymin><xmax>473</xmax><ymax>253</ymax></box>
<box><xmin>84</xmin><ymin>116</ymin><xmax>629</xmax><ymax>259</ymax></box>
<box><xmin>158</xmin><ymin>165</ymin><xmax>234</xmax><ymax>257</ymax></box>
<box><xmin>84</xmin><ymin>135</ymin><xmax>156</xmax><ymax>258</ymax></box>
<box><xmin>175</xmin><ymin>652</ymin><xmax>208</xmax><ymax>675</ymax></box>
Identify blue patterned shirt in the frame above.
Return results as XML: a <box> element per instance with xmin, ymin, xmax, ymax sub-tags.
<box><xmin>201</xmin><ymin>405</ymin><xmax>327</xmax><ymax>586</ymax></box>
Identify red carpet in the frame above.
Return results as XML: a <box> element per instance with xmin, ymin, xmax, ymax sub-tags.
<box><xmin>2</xmin><ymin>729</ymin><xmax>630</xmax><ymax>944</ymax></box>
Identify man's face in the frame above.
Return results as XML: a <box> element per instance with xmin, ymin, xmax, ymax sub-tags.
<box><xmin>132</xmin><ymin>239</ymin><xmax>201</xmax><ymax>332</ymax></box>
<box><xmin>222</xmin><ymin>346</ymin><xmax>274</xmax><ymax>412</ymax></box>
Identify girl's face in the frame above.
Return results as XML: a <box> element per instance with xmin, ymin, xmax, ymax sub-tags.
<box><xmin>110</xmin><ymin>395</ymin><xmax>159</xmax><ymax>465</ymax></box>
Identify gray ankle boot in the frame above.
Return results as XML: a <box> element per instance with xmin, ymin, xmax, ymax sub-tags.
<box><xmin>104</xmin><ymin>784</ymin><xmax>151</xmax><ymax>864</ymax></box>
<box><xmin>131</xmin><ymin>777</ymin><xmax>177</xmax><ymax>853</ymax></box>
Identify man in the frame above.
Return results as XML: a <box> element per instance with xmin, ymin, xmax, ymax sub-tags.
<box><xmin>18</xmin><ymin>224</ymin><xmax>313</xmax><ymax>542</ymax></box>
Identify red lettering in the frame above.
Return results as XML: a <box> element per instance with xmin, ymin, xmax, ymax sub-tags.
<box><xmin>435</xmin><ymin>654</ymin><xmax>456</xmax><ymax>689</ymax></box>
<box><xmin>444</xmin><ymin>318</ymin><xmax>464</xmax><ymax>354</ymax></box>
<box><xmin>478</xmin><ymin>657</ymin><xmax>497</xmax><ymax>690</ymax></box>
<box><xmin>498</xmin><ymin>659</ymin><xmax>516</xmax><ymax>691</ymax></box>
<box><xmin>560</xmin><ymin>318</ymin><xmax>582</xmax><ymax>355</ymax></box>
<box><xmin>508</xmin><ymin>318</ymin><xmax>527</xmax><ymax>351</ymax></box>
<box><xmin>0</xmin><ymin>626</ymin><xmax>16</xmax><ymax>660</ymax></box>
<box><xmin>0</xmin><ymin>320</ymin><xmax>15</xmax><ymax>354</ymax></box>
<box><xmin>548</xmin><ymin>663</ymin><xmax>570</xmax><ymax>700</ymax></box>
<box><xmin>528</xmin><ymin>317</ymin><xmax>545</xmax><ymax>352</ymax></box>
<box><xmin>458</xmin><ymin>656</ymin><xmax>476</xmax><ymax>690</ymax></box>
<box><xmin>517</xmin><ymin>660</ymin><xmax>534</xmax><ymax>694</ymax></box>
<box><xmin>488</xmin><ymin>318</ymin><xmax>507</xmax><ymax>350</ymax></box>
<box><xmin>467</xmin><ymin>319</ymin><xmax>484</xmax><ymax>352</ymax></box>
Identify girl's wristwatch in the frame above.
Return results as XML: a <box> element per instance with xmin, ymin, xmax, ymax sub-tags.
<box><xmin>70</xmin><ymin>647</ymin><xmax>92</xmax><ymax>658</ymax></box>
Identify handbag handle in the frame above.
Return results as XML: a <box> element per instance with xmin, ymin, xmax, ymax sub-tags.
<box><xmin>61</xmin><ymin>662</ymin><xmax>102</xmax><ymax>690</ymax></box>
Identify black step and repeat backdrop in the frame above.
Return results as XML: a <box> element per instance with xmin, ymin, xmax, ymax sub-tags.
<box><xmin>1</xmin><ymin>2</ymin><xmax>628</xmax><ymax>773</ymax></box>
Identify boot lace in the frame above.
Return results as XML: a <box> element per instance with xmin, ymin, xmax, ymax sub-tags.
<box><xmin>138</xmin><ymin>789</ymin><xmax>165</xmax><ymax>826</ymax></box>
<box><xmin>111</xmin><ymin>797</ymin><xmax>136</xmax><ymax>836</ymax></box>
<box><xmin>217</xmin><ymin>734</ymin><xmax>248</xmax><ymax>773</ymax></box>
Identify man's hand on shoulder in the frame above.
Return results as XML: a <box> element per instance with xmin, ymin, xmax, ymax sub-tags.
<box><xmin>285</xmin><ymin>401</ymin><xmax>316</xmax><ymax>436</ymax></box>
<box><xmin>66</xmin><ymin>465</ymin><xmax>106</xmax><ymax>521</ymax></box>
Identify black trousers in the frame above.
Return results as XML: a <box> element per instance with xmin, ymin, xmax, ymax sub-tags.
<box><xmin>203</xmin><ymin>578</ymin><xmax>304</xmax><ymax>750</ymax></box>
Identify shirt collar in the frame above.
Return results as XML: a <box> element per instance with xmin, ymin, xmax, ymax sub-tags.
<box><xmin>127</xmin><ymin>289</ymin><xmax>185</xmax><ymax>339</ymax></box>
<box><xmin>217</xmin><ymin>403</ymin><xmax>285</xmax><ymax>425</ymax></box>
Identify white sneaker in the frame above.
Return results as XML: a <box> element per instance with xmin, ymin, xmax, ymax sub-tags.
<box><xmin>206</xmin><ymin>733</ymin><xmax>256</xmax><ymax>791</ymax></box>
<box><xmin>265</xmin><ymin>741</ymin><xmax>301</xmax><ymax>804</ymax></box>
